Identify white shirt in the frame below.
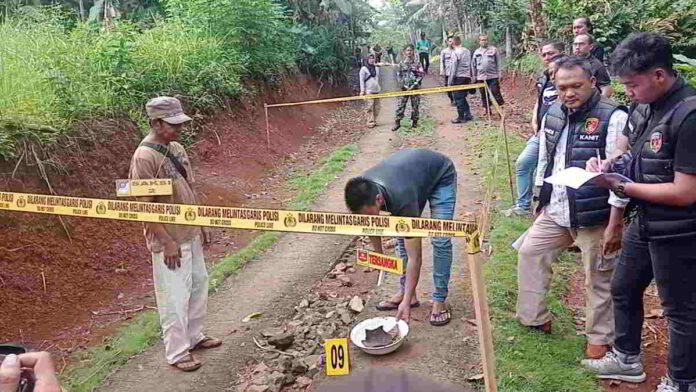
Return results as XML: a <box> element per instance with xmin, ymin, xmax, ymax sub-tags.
<box><xmin>536</xmin><ymin>109</ymin><xmax>629</xmax><ymax>227</ymax></box>
<box><xmin>359</xmin><ymin>66</ymin><xmax>381</xmax><ymax>94</ymax></box>
<box><xmin>440</xmin><ymin>47</ymin><xmax>455</xmax><ymax>77</ymax></box>
<box><xmin>448</xmin><ymin>46</ymin><xmax>472</xmax><ymax>85</ymax></box>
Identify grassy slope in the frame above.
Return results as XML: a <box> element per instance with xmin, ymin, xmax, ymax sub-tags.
<box><xmin>475</xmin><ymin>125</ymin><xmax>599</xmax><ymax>392</ymax></box>
<box><xmin>62</xmin><ymin>143</ymin><xmax>358</xmax><ymax>391</ymax></box>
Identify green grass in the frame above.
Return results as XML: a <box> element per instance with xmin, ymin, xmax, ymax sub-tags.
<box><xmin>475</xmin><ymin>128</ymin><xmax>600</xmax><ymax>392</ymax></box>
<box><xmin>397</xmin><ymin>114</ymin><xmax>436</xmax><ymax>136</ymax></box>
<box><xmin>289</xmin><ymin>144</ymin><xmax>358</xmax><ymax>210</ymax></box>
<box><xmin>60</xmin><ymin>142</ymin><xmax>358</xmax><ymax>391</ymax></box>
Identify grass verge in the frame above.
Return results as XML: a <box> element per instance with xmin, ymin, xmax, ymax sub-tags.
<box><xmin>475</xmin><ymin>127</ymin><xmax>600</xmax><ymax>392</ymax></box>
<box><xmin>397</xmin><ymin>114</ymin><xmax>436</xmax><ymax>136</ymax></box>
<box><xmin>61</xmin><ymin>142</ymin><xmax>359</xmax><ymax>391</ymax></box>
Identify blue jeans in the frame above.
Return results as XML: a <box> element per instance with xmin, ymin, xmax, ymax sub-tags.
<box><xmin>395</xmin><ymin>171</ymin><xmax>456</xmax><ymax>302</ymax></box>
<box><xmin>516</xmin><ymin>134</ymin><xmax>539</xmax><ymax>210</ymax></box>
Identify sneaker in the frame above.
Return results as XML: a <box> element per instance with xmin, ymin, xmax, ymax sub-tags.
<box><xmin>451</xmin><ymin>117</ymin><xmax>468</xmax><ymax>124</ymax></box>
<box><xmin>391</xmin><ymin>120</ymin><xmax>401</xmax><ymax>132</ymax></box>
<box><xmin>502</xmin><ymin>205</ymin><xmax>531</xmax><ymax>217</ymax></box>
<box><xmin>655</xmin><ymin>376</ymin><xmax>696</xmax><ymax>392</ymax></box>
<box><xmin>581</xmin><ymin>350</ymin><xmax>647</xmax><ymax>383</ymax></box>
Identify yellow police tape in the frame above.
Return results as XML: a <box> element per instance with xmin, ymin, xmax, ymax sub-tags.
<box><xmin>265</xmin><ymin>82</ymin><xmax>485</xmax><ymax>108</ymax></box>
<box><xmin>0</xmin><ymin>191</ymin><xmax>479</xmax><ymax>242</ymax></box>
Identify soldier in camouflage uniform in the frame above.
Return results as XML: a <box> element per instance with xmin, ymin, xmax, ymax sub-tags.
<box><xmin>392</xmin><ymin>44</ymin><xmax>425</xmax><ymax>131</ymax></box>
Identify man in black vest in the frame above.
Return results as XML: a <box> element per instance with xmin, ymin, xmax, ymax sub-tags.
<box><xmin>503</xmin><ymin>41</ymin><xmax>564</xmax><ymax>216</ymax></box>
<box><xmin>516</xmin><ymin>56</ymin><xmax>628</xmax><ymax>360</ymax></box>
<box><xmin>582</xmin><ymin>33</ymin><xmax>696</xmax><ymax>392</ymax></box>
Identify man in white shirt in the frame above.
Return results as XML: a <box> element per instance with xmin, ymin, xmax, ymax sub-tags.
<box><xmin>516</xmin><ymin>56</ymin><xmax>628</xmax><ymax>360</ymax></box>
<box><xmin>439</xmin><ymin>38</ymin><xmax>456</xmax><ymax>106</ymax></box>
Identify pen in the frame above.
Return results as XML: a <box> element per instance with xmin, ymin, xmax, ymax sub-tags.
<box><xmin>596</xmin><ymin>149</ymin><xmax>602</xmax><ymax>173</ymax></box>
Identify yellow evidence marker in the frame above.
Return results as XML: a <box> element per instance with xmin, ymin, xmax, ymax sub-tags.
<box><xmin>324</xmin><ymin>338</ymin><xmax>350</xmax><ymax>376</ymax></box>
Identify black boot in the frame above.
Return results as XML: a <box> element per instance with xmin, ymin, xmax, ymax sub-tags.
<box><xmin>412</xmin><ymin>119</ymin><xmax>418</xmax><ymax>128</ymax></box>
<box><xmin>391</xmin><ymin>120</ymin><xmax>401</xmax><ymax>132</ymax></box>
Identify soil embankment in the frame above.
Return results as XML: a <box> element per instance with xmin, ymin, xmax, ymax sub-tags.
<box><xmin>0</xmin><ymin>74</ymin><xmax>363</xmax><ymax>356</ymax></box>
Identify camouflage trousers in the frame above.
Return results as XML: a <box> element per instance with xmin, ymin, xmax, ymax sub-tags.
<box><xmin>395</xmin><ymin>94</ymin><xmax>420</xmax><ymax>121</ymax></box>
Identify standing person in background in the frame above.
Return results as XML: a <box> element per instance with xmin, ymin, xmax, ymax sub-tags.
<box><xmin>372</xmin><ymin>43</ymin><xmax>383</xmax><ymax>63</ymax></box>
<box><xmin>439</xmin><ymin>37</ymin><xmax>456</xmax><ymax>106</ymax></box>
<box><xmin>573</xmin><ymin>17</ymin><xmax>605</xmax><ymax>63</ymax></box>
<box><xmin>503</xmin><ymin>41</ymin><xmax>565</xmax><ymax>216</ymax></box>
<box><xmin>392</xmin><ymin>45</ymin><xmax>424</xmax><ymax>131</ymax></box>
<box><xmin>416</xmin><ymin>32</ymin><xmax>432</xmax><ymax>73</ymax></box>
<box><xmin>582</xmin><ymin>32</ymin><xmax>696</xmax><ymax>392</ymax></box>
<box><xmin>129</xmin><ymin>97</ymin><xmax>222</xmax><ymax>372</ymax></box>
<box><xmin>448</xmin><ymin>36</ymin><xmax>474</xmax><ymax>124</ymax></box>
<box><xmin>472</xmin><ymin>34</ymin><xmax>505</xmax><ymax>116</ymax></box>
<box><xmin>386</xmin><ymin>42</ymin><xmax>396</xmax><ymax>63</ymax></box>
<box><xmin>574</xmin><ymin>33</ymin><xmax>613</xmax><ymax>98</ymax></box>
<box><xmin>353</xmin><ymin>47</ymin><xmax>364</xmax><ymax>69</ymax></box>
<box><xmin>360</xmin><ymin>54</ymin><xmax>382</xmax><ymax>128</ymax></box>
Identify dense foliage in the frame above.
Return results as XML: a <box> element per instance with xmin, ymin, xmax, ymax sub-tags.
<box><xmin>0</xmin><ymin>1</ymin><xmax>374</xmax><ymax>158</ymax></box>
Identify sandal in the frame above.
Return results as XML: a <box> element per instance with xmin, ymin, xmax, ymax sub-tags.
<box><xmin>429</xmin><ymin>308</ymin><xmax>451</xmax><ymax>327</ymax></box>
<box><xmin>171</xmin><ymin>354</ymin><xmax>202</xmax><ymax>372</ymax></box>
<box><xmin>375</xmin><ymin>300</ymin><xmax>420</xmax><ymax>311</ymax></box>
<box><xmin>193</xmin><ymin>336</ymin><xmax>222</xmax><ymax>350</ymax></box>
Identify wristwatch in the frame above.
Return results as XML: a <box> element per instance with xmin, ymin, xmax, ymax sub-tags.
<box><xmin>613</xmin><ymin>181</ymin><xmax>628</xmax><ymax>198</ymax></box>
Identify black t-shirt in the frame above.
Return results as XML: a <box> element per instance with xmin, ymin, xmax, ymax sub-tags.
<box><xmin>587</xmin><ymin>56</ymin><xmax>611</xmax><ymax>88</ymax></box>
<box><xmin>591</xmin><ymin>45</ymin><xmax>605</xmax><ymax>64</ymax></box>
<box><xmin>624</xmin><ymin>78</ymin><xmax>696</xmax><ymax>174</ymax></box>
<box><xmin>362</xmin><ymin>148</ymin><xmax>455</xmax><ymax>217</ymax></box>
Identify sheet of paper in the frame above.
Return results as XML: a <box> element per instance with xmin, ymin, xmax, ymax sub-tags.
<box><xmin>544</xmin><ymin>167</ymin><xmax>633</xmax><ymax>189</ymax></box>
<box><xmin>544</xmin><ymin>167</ymin><xmax>601</xmax><ymax>189</ymax></box>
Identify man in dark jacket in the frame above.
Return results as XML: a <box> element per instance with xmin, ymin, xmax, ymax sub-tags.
<box><xmin>582</xmin><ymin>32</ymin><xmax>696</xmax><ymax>392</ymax></box>
<box><xmin>516</xmin><ymin>56</ymin><xmax>628</xmax><ymax>360</ymax></box>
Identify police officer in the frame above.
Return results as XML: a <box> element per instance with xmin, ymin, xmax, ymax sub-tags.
<box><xmin>582</xmin><ymin>32</ymin><xmax>696</xmax><ymax>392</ymax></box>
<box><xmin>516</xmin><ymin>56</ymin><xmax>628</xmax><ymax>361</ymax></box>
<box><xmin>449</xmin><ymin>36</ymin><xmax>474</xmax><ymax>123</ymax></box>
<box><xmin>573</xmin><ymin>33</ymin><xmax>613</xmax><ymax>98</ymax></box>
<box><xmin>503</xmin><ymin>40</ymin><xmax>564</xmax><ymax>217</ymax></box>
<box><xmin>472</xmin><ymin>34</ymin><xmax>504</xmax><ymax>115</ymax></box>
<box><xmin>439</xmin><ymin>37</ymin><xmax>456</xmax><ymax>106</ymax></box>
<box><xmin>573</xmin><ymin>17</ymin><xmax>605</xmax><ymax>63</ymax></box>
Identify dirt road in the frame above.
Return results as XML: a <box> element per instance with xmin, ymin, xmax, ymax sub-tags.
<box><xmin>99</xmin><ymin>67</ymin><xmax>495</xmax><ymax>392</ymax></box>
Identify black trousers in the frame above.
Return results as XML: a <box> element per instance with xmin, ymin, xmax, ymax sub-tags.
<box><xmin>419</xmin><ymin>53</ymin><xmax>429</xmax><ymax>72</ymax></box>
<box><xmin>452</xmin><ymin>77</ymin><xmax>472</xmax><ymax>120</ymax></box>
<box><xmin>612</xmin><ymin>219</ymin><xmax>696</xmax><ymax>386</ymax></box>
<box><xmin>479</xmin><ymin>78</ymin><xmax>504</xmax><ymax>112</ymax></box>
<box><xmin>442</xmin><ymin>76</ymin><xmax>453</xmax><ymax>102</ymax></box>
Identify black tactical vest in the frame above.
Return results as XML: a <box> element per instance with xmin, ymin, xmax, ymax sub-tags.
<box><xmin>536</xmin><ymin>71</ymin><xmax>552</xmax><ymax>131</ymax></box>
<box><xmin>538</xmin><ymin>90</ymin><xmax>627</xmax><ymax>227</ymax></box>
<box><xmin>626</xmin><ymin>78</ymin><xmax>696</xmax><ymax>239</ymax></box>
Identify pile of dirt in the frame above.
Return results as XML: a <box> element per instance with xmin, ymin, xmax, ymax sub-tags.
<box><xmin>0</xmin><ymin>74</ymin><xmax>364</xmax><ymax>361</ymax></box>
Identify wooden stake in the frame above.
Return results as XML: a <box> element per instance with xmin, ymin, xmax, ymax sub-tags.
<box><xmin>377</xmin><ymin>270</ymin><xmax>385</xmax><ymax>286</ymax></box>
<box><xmin>264</xmin><ymin>103</ymin><xmax>271</xmax><ymax>152</ymax></box>
<box><xmin>466</xmin><ymin>248</ymin><xmax>497</xmax><ymax>392</ymax></box>
<box><xmin>41</xmin><ymin>271</ymin><xmax>46</xmax><ymax>292</ymax></box>
<box><xmin>500</xmin><ymin>117</ymin><xmax>516</xmax><ymax>204</ymax></box>
<box><xmin>484</xmin><ymin>82</ymin><xmax>491</xmax><ymax>123</ymax></box>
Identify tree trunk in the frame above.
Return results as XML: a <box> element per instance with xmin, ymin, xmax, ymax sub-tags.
<box><xmin>528</xmin><ymin>0</ymin><xmax>545</xmax><ymax>46</ymax></box>
<box><xmin>450</xmin><ymin>0</ymin><xmax>464</xmax><ymax>35</ymax></box>
<box><xmin>505</xmin><ymin>26</ymin><xmax>512</xmax><ymax>56</ymax></box>
<box><xmin>78</xmin><ymin>0</ymin><xmax>85</xmax><ymax>21</ymax></box>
